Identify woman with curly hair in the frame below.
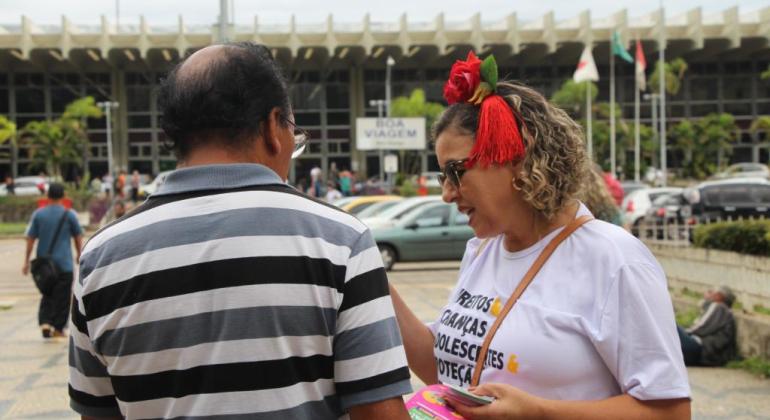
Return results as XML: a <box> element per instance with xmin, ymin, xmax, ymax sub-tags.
<box><xmin>578</xmin><ymin>164</ymin><xmax>623</xmax><ymax>225</ymax></box>
<box><xmin>389</xmin><ymin>53</ymin><xmax>690</xmax><ymax>419</ymax></box>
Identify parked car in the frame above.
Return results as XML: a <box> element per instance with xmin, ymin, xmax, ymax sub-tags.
<box><xmin>683</xmin><ymin>178</ymin><xmax>770</xmax><ymax>223</ymax></box>
<box><xmin>331</xmin><ymin>196</ymin><xmax>358</xmax><ymax>208</ymax></box>
<box><xmin>138</xmin><ymin>170</ymin><xmax>173</xmax><ymax>198</ymax></box>
<box><xmin>0</xmin><ymin>176</ymin><xmax>48</xmax><ymax>197</ymax></box>
<box><xmin>711</xmin><ymin>162</ymin><xmax>770</xmax><ymax>180</ymax></box>
<box><xmin>361</xmin><ymin>196</ymin><xmax>443</xmax><ymax>230</ymax></box>
<box><xmin>354</xmin><ymin>197</ymin><xmax>404</xmax><ymax>219</ymax></box>
<box><xmin>621</xmin><ymin>187</ymin><xmax>682</xmax><ymax>235</ymax></box>
<box><xmin>620</xmin><ymin>181</ymin><xmax>648</xmax><ymax>198</ymax></box>
<box><xmin>372</xmin><ymin>201</ymin><xmax>474</xmax><ymax>270</ymax></box>
<box><xmin>338</xmin><ymin>195</ymin><xmax>401</xmax><ymax>215</ymax></box>
<box><xmin>644</xmin><ymin>193</ymin><xmax>691</xmax><ymax>239</ymax></box>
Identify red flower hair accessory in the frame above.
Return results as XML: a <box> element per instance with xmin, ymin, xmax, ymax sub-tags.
<box><xmin>443</xmin><ymin>52</ymin><xmax>525</xmax><ymax>168</ymax></box>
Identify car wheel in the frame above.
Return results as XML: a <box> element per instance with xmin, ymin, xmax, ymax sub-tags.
<box><xmin>631</xmin><ymin>218</ymin><xmax>643</xmax><ymax>237</ymax></box>
<box><xmin>379</xmin><ymin>245</ymin><xmax>397</xmax><ymax>271</ymax></box>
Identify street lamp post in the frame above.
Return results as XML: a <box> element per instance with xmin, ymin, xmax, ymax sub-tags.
<box><xmin>97</xmin><ymin>101</ymin><xmax>119</xmax><ymax>178</ymax></box>
<box><xmin>385</xmin><ymin>56</ymin><xmax>395</xmax><ymax>193</ymax></box>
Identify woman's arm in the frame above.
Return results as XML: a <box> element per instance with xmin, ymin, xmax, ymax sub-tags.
<box><xmin>452</xmin><ymin>383</ymin><xmax>690</xmax><ymax>420</ymax></box>
<box><xmin>389</xmin><ymin>283</ymin><xmax>439</xmax><ymax>385</ymax></box>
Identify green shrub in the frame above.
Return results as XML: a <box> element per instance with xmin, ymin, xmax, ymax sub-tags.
<box><xmin>693</xmin><ymin>220</ymin><xmax>770</xmax><ymax>256</ymax></box>
<box><xmin>398</xmin><ymin>179</ymin><xmax>417</xmax><ymax>197</ymax></box>
<box><xmin>0</xmin><ymin>195</ymin><xmax>40</xmax><ymax>223</ymax></box>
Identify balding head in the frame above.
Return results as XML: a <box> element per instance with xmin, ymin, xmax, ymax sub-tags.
<box><xmin>158</xmin><ymin>42</ymin><xmax>291</xmax><ymax>159</ymax></box>
<box><xmin>175</xmin><ymin>44</ymin><xmax>229</xmax><ymax>84</ymax></box>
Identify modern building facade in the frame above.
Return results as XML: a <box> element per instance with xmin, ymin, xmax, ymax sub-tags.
<box><xmin>0</xmin><ymin>7</ymin><xmax>768</xmax><ymax>182</ymax></box>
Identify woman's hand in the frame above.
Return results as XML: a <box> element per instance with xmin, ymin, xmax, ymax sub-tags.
<box><xmin>449</xmin><ymin>383</ymin><xmax>545</xmax><ymax>420</ymax></box>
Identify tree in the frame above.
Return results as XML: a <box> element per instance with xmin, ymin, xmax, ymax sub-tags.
<box><xmin>649</xmin><ymin>58</ymin><xmax>689</xmax><ymax>96</ymax></box>
<box><xmin>750</xmin><ymin>115</ymin><xmax>770</xmax><ymax>138</ymax></box>
<box><xmin>669</xmin><ymin>120</ymin><xmax>697</xmax><ymax>173</ymax></box>
<box><xmin>390</xmin><ymin>89</ymin><xmax>445</xmax><ymax>174</ymax></box>
<box><xmin>761</xmin><ymin>66</ymin><xmax>770</xmax><ymax>80</ymax></box>
<box><xmin>19</xmin><ymin>97</ymin><xmax>102</xmax><ymax>179</ymax></box>
<box><xmin>550</xmin><ymin>79</ymin><xmax>598</xmax><ymax>118</ymax></box>
<box><xmin>672</xmin><ymin>113</ymin><xmax>737</xmax><ymax>179</ymax></box>
<box><xmin>0</xmin><ymin>115</ymin><xmax>17</xmax><ymax>160</ymax></box>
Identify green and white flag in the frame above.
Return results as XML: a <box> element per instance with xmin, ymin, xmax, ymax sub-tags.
<box><xmin>612</xmin><ymin>31</ymin><xmax>634</xmax><ymax>63</ymax></box>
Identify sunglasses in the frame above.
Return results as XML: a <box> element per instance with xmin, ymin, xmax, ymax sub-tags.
<box><xmin>282</xmin><ymin>117</ymin><xmax>311</xmax><ymax>159</ymax></box>
<box><xmin>438</xmin><ymin>158</ymin><xmax>470</xmax><ymax>188</ymax></box>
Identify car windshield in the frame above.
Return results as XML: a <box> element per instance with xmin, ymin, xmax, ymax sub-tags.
<box><xmin>373</xmin><ymin>197</ymin><xmax>440</xmax><ymax>221</ymax></box>
<box><xmin>356</xmin><ymin>199</ymin><xmax>403</xmax><ymax>218</ymax></box>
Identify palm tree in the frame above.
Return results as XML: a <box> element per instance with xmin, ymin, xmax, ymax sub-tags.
<box><xmin>0</xmin><ymin>115</ymin><xmax>17</xmax><ymax>160</ymax></box>
<box><xmin>390</xmin><ymin>89</ymin><xmax>445</xmax><ymax>174</ymax></box>
<box><xmin>750</xmin><ymin>116</ymin><xmax>770</xmax><ymax>138</ymax></box>
<box><xmin>19</xmin><ymin>97</ymin><xmax>102</xmax><ymax>178</ymax></box>
<box><xmin>649</xmin><ymin>58</ymin><xmax>688</xmax><ymax>96</ymax></box>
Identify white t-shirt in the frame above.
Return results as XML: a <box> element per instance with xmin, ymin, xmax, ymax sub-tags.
<box><xmin>429</xmin><ymin>204</ymin><xmax>690</xmax><ymax>401</ymax></box>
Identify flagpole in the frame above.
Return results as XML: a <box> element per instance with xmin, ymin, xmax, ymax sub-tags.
<box><xmin>634</xmin><ymin>55</ymin><xmax>641</xmax><ymax>183</ymax></box>
<box><xmin>586</xmin><ymin>81</ymin><xmax>592</xmax><ymax>160</ymax></box>
<box><xmin>610</xmin><ymin>34</ymin><xmax>616</xmax><ymax>176</ymax></box>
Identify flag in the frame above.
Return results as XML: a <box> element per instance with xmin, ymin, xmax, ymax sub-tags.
<box><xmin>635</xmin><ymin>39</ymin><xmax>647</xmax><ymax>91</ymax></box>
<box><xmin>573</xmin><ymin>46</ymin><xmax>599</xmax><ymax>83</ymax></box>
<box><xmin>612</xmin><ymin>31</ymin><xmax>633</xmax><ymax>63</ymax></box>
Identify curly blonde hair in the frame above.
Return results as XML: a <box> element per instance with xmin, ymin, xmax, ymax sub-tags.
<box><xmin>433</xmin><ymin>81</ymin><xmax>588</xmax><ymax>219</ymax></box>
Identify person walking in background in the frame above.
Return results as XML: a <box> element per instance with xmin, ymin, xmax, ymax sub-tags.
<box><xmin>101</xmin><ymin>172</ymin><xmax>113</xmax><ymax>197</ymax></box>
<box><xmin>325</xmin><ymin>181</ymin><xmax>342</xmax><ymax>202</ymax></box>
<box><xmin>115</xmin><ymin>169</ymin><xmax>127</xmax><ymax>198</ymax></box>
<box><xmin>602</xmin><ymin>169</ymin><xmax>624</xmax><ymax>206</ymax></box>
<box><xmin>338</xmin><ymin>167</ymin><xmax>352</xmax><ymax>196</ymax></box>
<box><xmin>579</xmin><ymin>165</ymin><xmax>623</xmax><ymax>225</ymax></box>
<box><xmin>21</xmin><ymin>183</ymin><xmax>83</xmax><ymax>338</ymax></box>
<box><xmin>678</xmin><ymin>286</ymin><xmax>737</xmax><ymax>367</ymax></box>
<box><xmin>129</xmin><ymin>169</ymin><xmax>141</xmax><ymax>202</ymax></box>
<box><xmin>309</xmin><ymin>165</ymin><xmax>323</xmax><ymax>197</ymax></box>
<box><xmin>68</xmin><ymin>42</ymin><xmax>411</xmax><ymax>420</ymax></box>
<box><xmin>4</xmin><ymin>175</ymin><xmax>15</xmax><ymax>195</ymax></box>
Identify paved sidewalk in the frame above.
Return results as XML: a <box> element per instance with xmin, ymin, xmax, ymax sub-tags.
<box><xmin>0</xmin><ymin>238</ymin><xmax>769</xmax><ymax>418</ymax></box>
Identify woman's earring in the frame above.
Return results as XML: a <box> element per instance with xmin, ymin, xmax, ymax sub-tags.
<box><xmin>511</xmin><ymin>177</ymin><xmax>522</xmax><ymax>191</ymax></box>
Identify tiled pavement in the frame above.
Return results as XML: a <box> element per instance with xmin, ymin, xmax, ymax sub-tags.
<box><xmin>0</xmin><ymin>239</ymin><xmax>768</xmax><ymax>419</ymax></box>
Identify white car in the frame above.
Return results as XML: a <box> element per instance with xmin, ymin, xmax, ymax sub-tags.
<box><xmin>361</xmin><ymin>196</ymin><xmax>442</xmax><ymax>230</ymax></box>
<box><xmin>712</xmin><ymin>163</ymin><xmax>770</xmax><ymax>180</ymax></box>
<box><xmin>621</xmin><ymin>187</ymin><xmax>682</xmax><ymax>235</ymax></box>
<box><xmin>0</xmin><ymin>176</ymin><xmax>48</xmax><ymax>196</ymax></box>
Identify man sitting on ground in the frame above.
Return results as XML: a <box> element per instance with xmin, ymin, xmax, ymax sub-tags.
<box><xmin>677</xmin><ymin>286</ymin><xmax>737</xmax><ymax>366</ymax></box>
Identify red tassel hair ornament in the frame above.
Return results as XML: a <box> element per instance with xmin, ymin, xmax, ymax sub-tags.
<box><xmin>442</xmin><ymin>52</ymin><xmax>526</xmax><ymax>168</ymax></box>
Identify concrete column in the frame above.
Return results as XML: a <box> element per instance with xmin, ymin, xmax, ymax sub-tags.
<box><xmin>349</xmin><ymin>65</ymin><xmax>367</xmax><ymax>175</ymax></box>
<box><xmin>8</xmin><ymin>72</ymin><xmax>17</xmax><ymax>177</ymax></box>
<box><xmin>111</xmin><ymin>68</ymin><xmax>129</xmax><ymax>171</ymax></box>
<box><xmin>149</xmin><ymin>75</ymin><xmax>160</xmax><ymax>175</ymax></box>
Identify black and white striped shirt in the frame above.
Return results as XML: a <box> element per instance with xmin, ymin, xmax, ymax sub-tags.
<box><xmin>69</xmin><ymin>164</ymin><xmax>411</xmax><ymax>419</ymax></box>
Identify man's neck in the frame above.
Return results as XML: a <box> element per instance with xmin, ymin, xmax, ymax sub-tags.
<box><xmin>182</xmin><ymin>148</ymin><xmax>253</xmax><ymax>167</ymax></box>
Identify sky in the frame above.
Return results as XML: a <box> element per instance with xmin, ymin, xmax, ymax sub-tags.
<box><xmin>0</xmin><ymin>0</ymin><xmax>768</xmax><ymax>26</ymax></box>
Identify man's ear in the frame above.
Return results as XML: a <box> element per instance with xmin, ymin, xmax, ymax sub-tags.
<box><xmin>263</xmin><ymin>107</ymin><xmax>283</xmax><ymax>155</ymax></box>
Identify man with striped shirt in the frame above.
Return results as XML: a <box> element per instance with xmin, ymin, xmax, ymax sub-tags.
<box><xmin>69</xmin><ymin>42</ymin><xmax>412</xmax><ymax>419</ymax></box>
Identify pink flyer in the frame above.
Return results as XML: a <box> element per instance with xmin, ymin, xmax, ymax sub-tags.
<box><xmin>405</xmin><ymin>384</ymin><xmax>465</xmax><ymax>420</ymax></box>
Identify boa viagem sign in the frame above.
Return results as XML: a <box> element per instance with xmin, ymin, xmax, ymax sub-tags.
<box><xmin>356</xmin><ymin>117</ymin><xmax>426</xmax><ymax>150</ymax></box>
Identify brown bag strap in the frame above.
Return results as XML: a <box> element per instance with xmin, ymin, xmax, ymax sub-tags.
<box><xmin>470</xmin><ymin>214</ymin><xmax>593</xmax><ymax>387</ymax></box>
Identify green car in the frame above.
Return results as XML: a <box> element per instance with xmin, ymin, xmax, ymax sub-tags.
<box><xmin>371</xmin><ymin>201</ymin><xmax>475</xmax><ymax>271</ymax></box>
